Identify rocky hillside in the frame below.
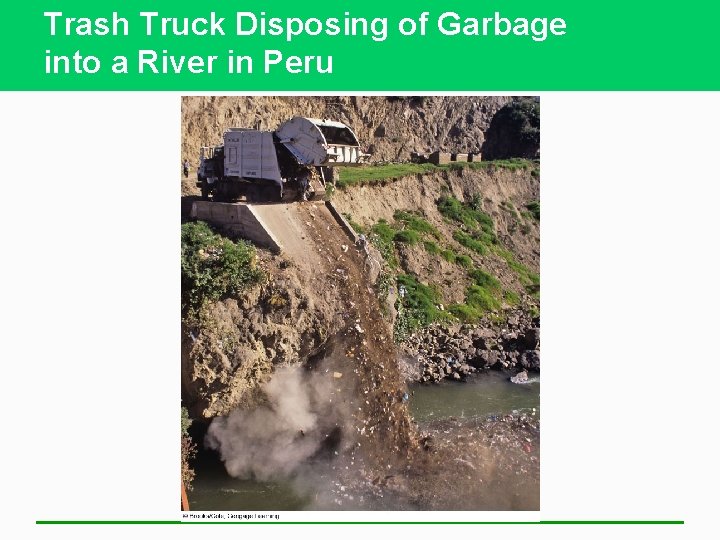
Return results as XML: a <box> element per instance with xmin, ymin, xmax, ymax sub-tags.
<box><xmin>332</xmin><ymin>163</ymin><xmax>540</xmax><ymax>381</ymax></box>
<box><xmin>181</xmin><ymin>96</ymin><xmax>514</xmax><ymax>166</ymax></box>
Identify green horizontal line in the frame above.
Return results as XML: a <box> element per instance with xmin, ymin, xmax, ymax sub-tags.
<box><xmin>36</xmin><ymin>520</ymin><xmax>684</xmax><ymax>525</ymax></box>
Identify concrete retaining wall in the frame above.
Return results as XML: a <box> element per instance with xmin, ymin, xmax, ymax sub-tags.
<box><xmin>429</xmin><ymin>151</ymin><xmax>480</xmax><ymax>165</ymax></box>
<box><xmin>190</xmin><ymin>201</ymin><xmax>282</xmax><ymax>252</ymax></box>
<box><xmin>429</xmin><ymin>151</ymin><xmax>452</xmax><ymax>165</ymax></box>
<box><xmin>325</xmin><ymin>200</ymin><xmax>359</xmax><ymax>244</ymax></box>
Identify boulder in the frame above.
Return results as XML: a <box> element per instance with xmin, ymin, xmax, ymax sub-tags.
<box><xmin>520</xmin><ymin>327</ymin><xmax>540</xmax><ymax>350</ymax></box>
<box><xmin>486</xmin><ymin>351</ymin><xmax>500</xmax><ymax>368</ymax></box>
<box><xmin>520</xmin><ymin>350</ymin><xmax>541</xmax><ymax>371</ymax></box>
<box><xmin>458</xmin><ymin>339</ymin><xmax>473</xmax><ymax>351</ymax></box>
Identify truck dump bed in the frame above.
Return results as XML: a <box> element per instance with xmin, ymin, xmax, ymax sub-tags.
<box><xmin>275</xmin><ymin>117</ymin><xmax>365</xmax><ymax>166</ymax></box>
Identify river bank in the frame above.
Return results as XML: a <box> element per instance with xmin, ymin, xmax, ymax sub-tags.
<box><xmin>188</xmin><ymin>370</ymin><xmax>539</xmax><ymax>510</ymax></box>
<box><xmin>402</xmin><ymin>310</ymin><xmax>540</xmax><ymax>384</ymax></box>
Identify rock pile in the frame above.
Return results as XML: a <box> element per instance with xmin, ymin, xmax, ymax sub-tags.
<box><xmin>402</xmin><ymin>310</ymin><xmax>540</xmax><ymax>383</ymax></box>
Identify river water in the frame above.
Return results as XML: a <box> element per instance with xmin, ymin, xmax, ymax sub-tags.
<box><xmin>188</xmin><ymin>371</ymin><xmax>540</xmax><ymax>510</ymax></box>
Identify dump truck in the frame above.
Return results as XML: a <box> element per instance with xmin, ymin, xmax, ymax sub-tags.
<box><xmin>197</xmin><ymin>117</ymin><xmax>367</xmax><ymax>202</ymax></box>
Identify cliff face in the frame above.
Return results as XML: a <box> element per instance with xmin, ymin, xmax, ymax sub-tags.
<box><xmin>181</xmin><ymin>96</ymin><xmax>513</xmax><ymax>165</ymax></box>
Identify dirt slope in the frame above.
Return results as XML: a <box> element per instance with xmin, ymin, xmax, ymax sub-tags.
<box><xmin>333</xmin><ymin>166</ymin><xmax>540</xmax><ymax>305</ymax></box>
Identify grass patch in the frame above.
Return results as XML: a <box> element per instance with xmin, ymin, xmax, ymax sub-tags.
<box><xmin>447</xmin><ymin>303</ymin><xmax>483</xmax><ymax>323</ymax></box>
<box><xmin>393</xmin><ymin>229</ymin><xmax>420</xmax><ymax>245</ymax></box>
<box><xmin>369</xmin><ymin>220</ymin><xmax>398</xmax><ymax>267</ymax></box>
<box><xmin>448</xmin><ymin>285</ymin><xmax>502</xmax><ymax>323</ymax></box>
<box><xmin>503</xmin><ymin>290</ymin><xmax>521</xmax><ymax>305</ymax></box>
<box><xmin>336</xmin><ymin>159</ymin><xmax>535</xmax><ymax>188</ymax></box>
<box><xmin>368</xmin><ymin>211</ymin><xmax>440</xmax><ymax>265</ymax></box>
<box><xmin>466</xmin><ymin>284</ymin><xmax>502</xmax><ymax>312</ymax></box>
<box><xmin>453</xmin><ymin>230</ymin><xmax>489</xmax><ymax>256</ymax></box>
<box><xmin>493</xmin><ymin>245</ymin><xmax>540</xmax><ymax>297</ymax></box>
<box><xmin>440</xmin><ymin>249</ymin><xmax>456</xmax><ymax>263</ymax></box>
<box><xmin>446</xmin><ymin>264</ymin><xmax>505</xmax><ymax>323</ymax></box>
<box><xmin>370</xmin><ymin>219</ymin><xmax>395</xmax><ymax>242</ymax></box>
<box><xmin>394</xmin><ymin>210</ymin><xmax>441</xmax><ymax>239</ymax></box>
<box><xmin>337</xmin><ymin>163</ymin><xmax>438</xmax><ymax>187</ymax></box>
<box><xmin>439</xmin><ymin>195</ymin><xmax>496</xmax><ymax>241</ymax></box>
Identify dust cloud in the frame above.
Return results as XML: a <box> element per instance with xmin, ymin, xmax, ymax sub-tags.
<box><xmin>205</xmin><ymin>366</ymin><xmax>344</xmax><ymax>481</ymax></box>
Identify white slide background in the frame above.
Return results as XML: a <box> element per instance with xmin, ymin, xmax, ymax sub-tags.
<box><xmin>0</xmin><ymin>93</ymin><xmax>717</xmax><ymax>538</ymax></box>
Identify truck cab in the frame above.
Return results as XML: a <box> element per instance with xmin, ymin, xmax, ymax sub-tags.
<box><xmin>197</xmin><ymin>146</ymin><xmax>224</xmax><ymax>199</ymax></box>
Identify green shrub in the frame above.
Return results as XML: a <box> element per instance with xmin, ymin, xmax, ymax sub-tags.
<box><xmin>493</xmin><ymin>245</ymin><xmax>540</xmax><ymax>296</ymax></box>
<box><xmin>468</xmin><ymin>267</ymin><xmax>500</xmax><ymax>290</ymax></box>
<box><xmin>454</xmin><ymin>230</ymin><xmax>488</xmax><ymax>255</ymax></box>
<box><xmin>440</xmin><ymin>249</ymin><xmax>457</xmax><ymax>263</ymax></box>
<box><xmin>181</xmin><ymin>406</ymin><xmax>197</xmax><ymax>492</ymax></box>
<box><xmin>503</xmin><ymin>290</ymin><xmax>521</xmax><ymax>305</ymax></box>
<box><xmin>455</xmin><ymin>254</ymin><xmax>473</xmax><ymax>268</ymax></box>
<box><xmin>181</xmin><ymin>221</ymin><xmax>263</xmax><ymax>316</ymax></box>
<box><xmin>423</xmin><ymin>240</ymin><xmax>440</xmax><ymax>255</ymax></box>
<box><xmin>369</xmin><ymin>220</ymin><xmax>398</xmax><ymax>268</ymax></box>
<box><xmin>439</xmin><ymin>195</ymin><xmax>497</xmax><ymax>247</ymax></box>
<box><xmin>438</xmin><ymin>196</ymin><xmax>474</xmax><ymax>228</ymax></box>
<box><xmin>393</xmin><ymin>229</ymin><xmax>420</xmax><ymax>245</ymax></box>
<box><xmin>395</xmin><ymin>274</ymin><xmax>452</xmax><ymax>333</ymax></box>
<box><xmin>371</xmin><ymin>219</ymin><xmax>395</xmax><ymax>243</ymax></box>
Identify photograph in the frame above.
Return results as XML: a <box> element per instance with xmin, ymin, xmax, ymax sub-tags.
<box><xmin>180</xmin><ymin>96</ymin><xmax>540</xmax><ymax>511</ymax></box>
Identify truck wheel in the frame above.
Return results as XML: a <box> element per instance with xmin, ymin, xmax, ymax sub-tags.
<box><xmin>198</xmin><ymin>178</ymin><xmax>210</xmax><ymax>200</ymax></box>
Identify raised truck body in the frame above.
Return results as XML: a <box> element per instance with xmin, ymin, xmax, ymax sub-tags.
<box><xmin>197</xmin><ymin>117</ymin><xmax>366</xmax><ymax>202</ymax></box>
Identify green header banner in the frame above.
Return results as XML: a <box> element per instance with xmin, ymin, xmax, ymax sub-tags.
<box><xmin>1</xmin><ymin>1</ymin><xmax>718</xmax><ymax>90</ymax></box>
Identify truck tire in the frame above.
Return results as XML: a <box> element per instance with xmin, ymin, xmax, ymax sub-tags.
<box><xmin>198</xmin><ymin>177</ymin><xmax>210</xmax><ymax>200</ymax></box>
<box><xmin>246</xmin><ymin>184</ymin><xmax>259</xmax><ymax>202</ymax></box>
